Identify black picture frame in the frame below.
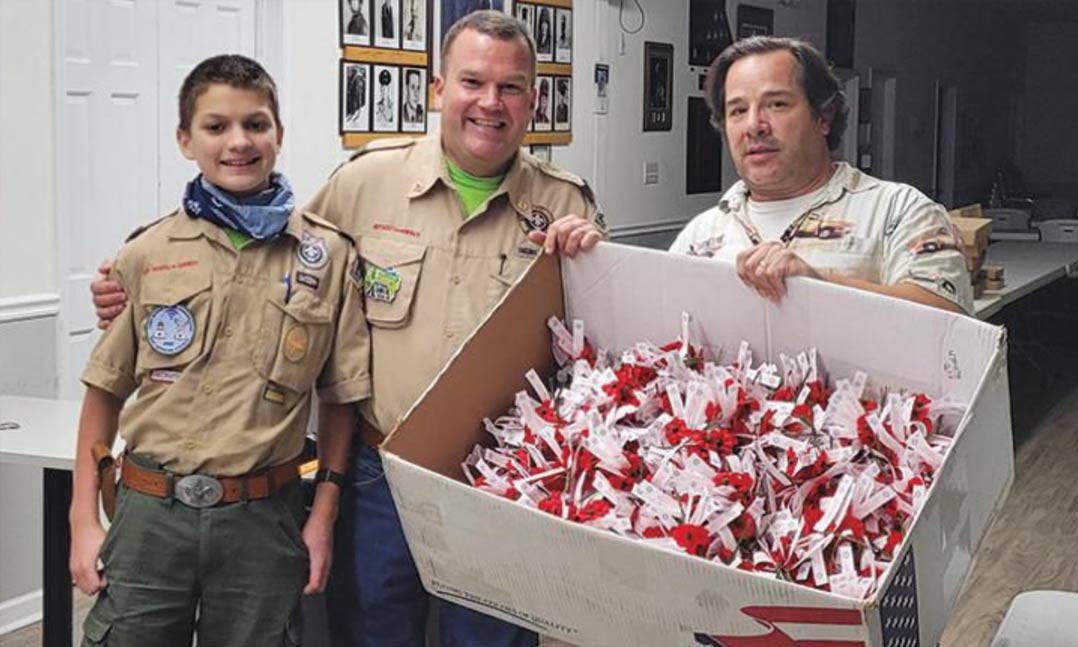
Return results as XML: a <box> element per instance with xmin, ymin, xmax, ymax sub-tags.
<box><xmin>688</xmin><ymin>0</ymin><xmax>732</xmax><ymax>67</ymax></box>
<box><xmin>687</xmin><ymin>96</ymin><xmax>722</xmax><ymax>194</ymax></box>
<box><xmin>400</xmin><ymin>66</ymin><xmax>428</xmax><ymax>133</ymax></box>
<box><xmin>374</xmin><ymin>0</ymin><xmax>401</xmax><ymax>49</ymax></box>
<box><xmin>340</xmin><ymin>60</ymin><xmax>371</xmax><ymax>133</ymax></box>
<box><xmin>341</xmin><ymin>0</ymin><xmax>372</xmax><ymax>47</ymax></box>
<box><xmin>554</xmin><ymin>8</ymin><xmax>572</xmax><ymax>64</ymax></box>
<box><xmin>736</xmin><ymin>5</ymin><xmax>773</xmax><ymax>39</ymax></box>
<box><xmin>372</xmin><ymin>64</ymin><xmax>401</xmax><ymax>132</ymax></box>
<box><xmin>401</xmin><ymin>0</ymin><xmax>428</xmax><ymax>51</ymax></box>
<box><xmin>534</xmin><ymin>4</ymin><xmax>554</xmax><ymax>62</ymax></box>
<box><xmin>553</xmin><ymin>76</ymin><xmax>572</xmax><ymax>131</ymax></box>
<box><xmin>643</xmin><ymin>41</ymin><xmax>673</xmax><ymax>132</ymax></box>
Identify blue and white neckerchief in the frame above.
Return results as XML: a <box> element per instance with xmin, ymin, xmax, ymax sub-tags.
<box><xmin>182</xmin><ymin>172</ymin><xmax>295</xmax><ymax>241</ymax></box>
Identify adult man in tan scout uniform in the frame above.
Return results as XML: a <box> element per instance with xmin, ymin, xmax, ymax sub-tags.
<box><xmin>310</xmin><ymin>11</ymin><xmax>604</xmax><ymax>646</ymax></box>
<box><xmin>93</xmin><ymin>10</ymin><xmax>604</xmax><ymax>647</ymax></box>
<box><xmin>670</xmin><ymin>36</ymin><xmax>972</xmax><ymax>313</ymax></box>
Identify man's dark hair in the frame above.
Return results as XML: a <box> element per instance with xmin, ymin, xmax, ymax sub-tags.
<box><xmin>441</xmin><ymin>10</ymin><xmax>536</xmax><ymax>78</ymax></box>
<box><xmin>704</xmin><ymin>36</ymin><xmax>848</xmax><ymax>151</ymax></box>
<box><xmin>178</xmin><ymin>54</ymin><xmax>280</xmax><ymax>131</ymax></box>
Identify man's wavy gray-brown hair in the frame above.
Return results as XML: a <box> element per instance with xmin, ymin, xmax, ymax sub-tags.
<box><xmin>705</xmin><ymin>35</ymin><xmax>848</xmax><ymax>152</ymax></box>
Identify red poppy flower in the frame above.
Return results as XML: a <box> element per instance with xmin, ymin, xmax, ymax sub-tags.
<box><xmin>772</xmin><ymin>386</ymin><xmax>796</xmax><ymax>402</ymax></box>
<box><xmin>575</xmin><ymin>499</ymin><xmax>613</xmax><ymax>522</ymax></box>
<box><xmin>538</xmin><ymin>494</ymin><xmax>563</xmax><ymax>517</ymax></box>
<box><xmin>672</xmin><ymin>523</ymin><xmax>712</xmax><ymax>556</ymax></box>
<box><xmin>642</xmin><ymin>526</ymin><xmax>666</xmax><ymax>539</ymax></box>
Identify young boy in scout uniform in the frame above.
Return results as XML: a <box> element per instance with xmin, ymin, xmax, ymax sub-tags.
<box><xmin>68</xmin><ymin>55</ymin><xmax>369</xmax><ymax>646</ymax></box>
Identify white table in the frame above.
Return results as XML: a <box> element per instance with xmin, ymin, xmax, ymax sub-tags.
<box><xmin>973</xmin><ymin>242</ymin><xmax>1078</xmax><ymax>319</ymax></box>
<box><xmin>0</xmin><ymin>396</ymin><xmax>95</xmax><ymax>647</ymax></box>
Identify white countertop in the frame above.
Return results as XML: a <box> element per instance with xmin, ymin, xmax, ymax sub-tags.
<box><xmin>973</xmin><ymin>242</ymin><xmax>1078</xmax><ymax>319</ymax></box>
<box><xmin>0</xmin><ymin>396</ymin><xmax>86</xmax><ymax>470</ymax></box>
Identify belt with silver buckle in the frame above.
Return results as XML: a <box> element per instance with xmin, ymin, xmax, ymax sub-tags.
<box><xmin>120</xmin><ymin>455</ymin><xmax>303</xmax><ymax>507</ymax></box>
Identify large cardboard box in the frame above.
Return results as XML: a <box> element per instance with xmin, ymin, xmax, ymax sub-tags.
<box><xmin>381</xmin><ymin>243</ymin><xmax>1013</xmax><ymax>647</ymax></box>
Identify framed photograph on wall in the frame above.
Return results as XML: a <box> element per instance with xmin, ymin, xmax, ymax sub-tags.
<box><xmin>530</xmin><ymin>143</ymin><xmax>552</xmax><ymax>162</ymax></box>
<box><xmin>594</xmin><ymin>62</ymin><xmax>609</xmax><ymax>114</ymax></box>
<box><xmin>515</xmin><ymin>2</ymin><xmax>534</xmax><ymax>38</ymax></box>
<box><xmin>554</xmin><ymin>76</ymin><xmax>571</xmax><ymax>131</ymax></box>
<box><xmin>643</xmin><ymin>41</ymin><xmax>673</xmax><ymax>131</ymax></box>
<box><xmin>372</xmin><ymin>65</ymin><xmax>400</xmax><ymax>131</ymax></box>
<box><xmin>374</xmin><ymin>0</ymin><xmax>401</xmax><ymax>48</ymax></box>
<box><xmin>341</xmin><ymin>61</ymin><xmax>371</xmax><ymax>133</ymax></box>
<box><xmin>534</xmin><ymin>5</ymin><xmax>553</xmax><ymax>62</ymax></box>
<box><xmin>341</xmin><ymin>0</ymin><xmax>372</xmax><ymax>47</ymax></box>
<box><xmin>736</xmin><ymin>4</ymin><xmax>773</xmax><ymax>39</ymax></box>
<box><xmin>689</xmin><ymin>0</ymin><xmax>732</xmax><ymax>67</ymax></box>
<box><xmin>400</xmin><ymin>66</ymin><xmax>428</xmax><ymax>132</ymax></box>
<box><xmin>401</xmin><ymin>0</ymin><xmax>427</xmax><ymax>51</ymax></box>
<box><xmin>554</xmin><ymin>8</ymin><xmax>572</xmax><ymax>63</ymax></box>
<box><xmin>533</xmin><ymin>75</ymin><xmax>553</xmax><ymax>131</ymax></box>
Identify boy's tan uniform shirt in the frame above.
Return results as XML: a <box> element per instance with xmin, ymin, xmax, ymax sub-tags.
<box><xmin>82</xmin><ymin>210</ymin><xmax>371</xmax><ymax>476</ymax></box>
<box><xmin>305</xmin><ymin>134</ymin><xmax>605</xmax><ymax>437</ymax></box>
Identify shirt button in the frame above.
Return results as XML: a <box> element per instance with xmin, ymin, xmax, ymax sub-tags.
<box><xmin>224</xmin><ymin>326</ymin><xmax>234</xmax><ymax>337</ymax></box>
<box><xmin>184</xmin><ymin>440</ymin><xmax>197</xmax><ymax>450</ymax></box>
<box><xmin>201</xmin><ymin>384</ymin><xmax>213</xmax><ymax>395</ymax></box>
<box><xmin>450</xmin><ymin>276</ymin><xmax>461</xmax><ymax>285</ymax></box>
<box><xmin>444</xmin><ymin>330</ymin><xmax>455</xmax><ymax>339</ymax></box>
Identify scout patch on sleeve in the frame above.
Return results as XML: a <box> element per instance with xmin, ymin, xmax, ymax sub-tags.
<box><xmin>297</xmin><ymin>232</ymin><xmax>329</xmax><ymax>269</ymax></box>
<box><xmin>364</xmin><ymin>265</ymin><xmax>402</xmax><ymax>302</ymax></box>
<box><xmin>145</xmin><ymin>306</ymin><xmax>195</xmax><ymax>356</ymax></box>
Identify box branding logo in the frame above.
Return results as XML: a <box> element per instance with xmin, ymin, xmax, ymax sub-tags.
<box><xmin>693</xmin><ymin>605</ymin><xmax>866</xmax><ymax>647</ymax></box>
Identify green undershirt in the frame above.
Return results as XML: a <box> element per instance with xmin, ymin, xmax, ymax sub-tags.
<box><xmin>223</xmin><ymin>227</ymin><xmax>254</xmax><ymax>250</ymax></box>
<box><xmin>446</xmin><ymin>159</ymin><xmax>505</xmax><ymax>218</ymax></box>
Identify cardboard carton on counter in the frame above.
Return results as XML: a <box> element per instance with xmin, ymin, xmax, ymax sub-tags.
<box><xmin>379</xmin><ymin>243</ymin><xmax>1013</xmax><ymax>647</ymax></box>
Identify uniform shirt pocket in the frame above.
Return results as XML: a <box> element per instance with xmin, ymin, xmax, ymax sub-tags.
<box><xmin>358</xmin><ymin>237</ymin><xmax>426</xmax><ymax>329</ymax></box>
<box><xmin>254</xmin><ymin>285</ymin><xmax>335</xmax><ymax>393</ymax></box>
<box><xmin>136</xmin><ymin>270</ymin><xmax>212</xmax><ymax>372</ymax></box>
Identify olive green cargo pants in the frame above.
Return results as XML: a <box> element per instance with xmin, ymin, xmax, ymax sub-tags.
<box><xmin>80</xmin><ymin>481</ymin><xmax>308</xmax><ymax>647</ymax></box>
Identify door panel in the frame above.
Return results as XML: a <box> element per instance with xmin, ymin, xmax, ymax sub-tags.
<box><xmin>56</xmin><ymin>0</ymin><xmax>257</xmax><ymax>398</ymax></box>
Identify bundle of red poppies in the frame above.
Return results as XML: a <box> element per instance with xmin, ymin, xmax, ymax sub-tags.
<box><xmin>464</xmin><ymin>316</ymin><xmax>963</xmax><ymax>600</ymax></box>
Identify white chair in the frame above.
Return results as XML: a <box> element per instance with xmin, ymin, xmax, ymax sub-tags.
<box><xmin>990</xmin><ymin>590</ymin><xmax>1078</xmax><ymax>646</ymax></box>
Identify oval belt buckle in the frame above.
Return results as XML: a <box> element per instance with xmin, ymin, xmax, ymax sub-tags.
<box><xmin>174</xmin><ymin>474</ymin><xmax>224</xmax><ymax>508</ymax></box>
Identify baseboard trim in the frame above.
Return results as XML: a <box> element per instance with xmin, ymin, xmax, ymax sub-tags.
<box><xmin>0</xmin><ymin>590</ymin><xmax>42</xmax><ymax>636</ymax></box>
<box><xmin>0</xmin><ymin>293</ymin><xmax>60</xmax><ymax>324</ymax></box>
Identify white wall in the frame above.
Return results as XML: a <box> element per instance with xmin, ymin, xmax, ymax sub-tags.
<box><xmin>0</xmin><ymin>0</ymin><xmax>57</xmax><ymax>631</ymax></box>
<box><xmin>0</xmin><ymin>0</ymin><xmax>56</xmax><ymax>300</ymax></box>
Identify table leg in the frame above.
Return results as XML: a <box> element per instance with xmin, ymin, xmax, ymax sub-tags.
<box><xmin>43</xmin><ymin>468</ymin><xmax>72</xmax><ymax>647</ymax></box>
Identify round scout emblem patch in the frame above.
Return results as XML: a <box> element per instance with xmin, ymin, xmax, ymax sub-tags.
<box><xmin>364</xmin><ymin>266</ymin><xmax>402</xmax><ymax>303</ymax></box>
<box><xmin>528</xmin><ymin>207</ymin><xmax>552</xmax><ymax>232</ymax></box>
<box><xmin>297</xmin><ymin>234</ymin><xmax>329</xmax><ymax>269</ymax></box>
<box><xmin>146</xmin><ymin>305</ymin><xmax>196</xmax><ymax>356</ymax></box>
<box><xmin>283</xmin><ymin>324</ymin><xmax>309</xmax><ymax>363</ymax></box>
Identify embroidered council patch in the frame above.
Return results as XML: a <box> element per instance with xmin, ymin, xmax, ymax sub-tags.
<box><xmin>297</xmin><ymin>233</ymin><xmax>328</xmax><ymax>269</ymax></box>
<box><xmin>145</xmin><ymin>305</ymin><xmax>195</xmax><ymax>356</ymax></box>
<box><xmin>283</xmin><ymin>324</ymin><xmax>309</xmax><ymax>363</ymax></box>
<box><xmin>364</xmin><ymin>266</ymin><xmax>402</xmax><ymax>302</ymax></box>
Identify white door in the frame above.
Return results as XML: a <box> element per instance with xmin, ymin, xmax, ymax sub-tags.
<box><xmin>158</xmin><ymin>0</ymin><xmax>256</xmax><ymax>212</ymax></box>
<box><xmin>56</xmin><ymin>0</ymin><xmax>257</xmax><ymax>398</ymax></box>
<box><xmin>56</xmin><ymin>0</ymin><xmax>158</xmax><ymax>398</ymax></box>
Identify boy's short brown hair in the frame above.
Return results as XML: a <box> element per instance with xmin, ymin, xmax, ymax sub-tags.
<box><xmin>178</xmin><ymin>54</ymin><xmax>280</xmax><ymax>131</ymax></box>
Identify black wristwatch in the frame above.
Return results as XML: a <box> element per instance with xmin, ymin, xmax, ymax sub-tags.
<box><xmin>314</xmin><ymin>468</ymin><xmax>347</xmax><ymax>488</ymax></box>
